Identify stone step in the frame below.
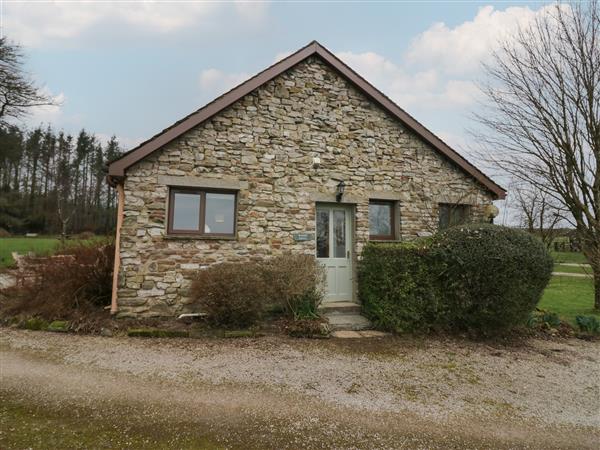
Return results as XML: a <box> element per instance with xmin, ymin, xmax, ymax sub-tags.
<box><xmin>325</xmin><ymin>313</ymin><xmax>372</xmax><ymax>331</ymax></box>
<box><xmin>318</xmin><ymin>301</ymin><xmax>362</xmax><ymax>315</ymax></box>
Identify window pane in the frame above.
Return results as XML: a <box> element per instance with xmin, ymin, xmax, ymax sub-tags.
<box><xmin>316</xmin><ymin>210</ymin><xmax>329</xmax><ymax>258</ymax></box>
<box><xmin>450</xmin><ymin>205</ymin><xmax>470</xmax><ymax>226</ymax></box>
<box><xmin>439</xmin><ymin>205</ymin><xmax>450</xmax><ymax>229</ymax></box>
<box><xmin>333</xmin><ymin>210</ymin><xmax>346</xmax><ymax>258</ymax></box>
<box><xmin>439</xmin><ymin>204</ymin><xmax>470</xmax><ymax>229</ymax></box>
<box><xmin>205</xmin><ymin>193</ymin><xmax>235</xmax><ymax>234</ymax></box>
<box><xmin>172</xmin><ymin>193</ymin><xmax>201</xmax><ymax>231</ymax></box>
<box><xmin>369</xmin><ymin>203</ymin><xmax>392</xmax><ymax>236</ymax></box>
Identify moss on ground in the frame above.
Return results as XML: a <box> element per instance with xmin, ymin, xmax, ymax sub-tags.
<box><xmin>127</xmin><ymin>328</ymin><xmax>190</xmax><ymax>338</ymax></box>
<box><xmin>48</xmin><ymin>320</ymin><xmax>69</xmax><ymax>332</ymax></box>
<box><xmin>20</xmin><ymin>317</ymin><xmax>49</xmax><ymax>331</ymax></box>
<box><xmin>0</xmin><ymin>393</ymin><xmax>223</xmax><ymax>450</ymax></box>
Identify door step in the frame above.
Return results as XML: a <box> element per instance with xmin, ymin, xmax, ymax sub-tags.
<box><xmin>319</xmin><ymin>301</ymin><xmax>362</xmax><ymax>315</ymax></box>
<box><xmin>319</xmin><ymin>302</ymin><xmax>372</xmax><ymax>331</ymax></box>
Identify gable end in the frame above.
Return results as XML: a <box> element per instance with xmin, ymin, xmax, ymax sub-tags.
<box><xmin>108</xmin><ymin>41</ymin><xmax>505</xmax><ymax>199</ymax></box>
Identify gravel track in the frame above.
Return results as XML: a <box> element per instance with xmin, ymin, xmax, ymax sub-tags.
<box><xmin>1</xmin><ymin>328</ymin><xmax>598</xmax><ymax>449</ymax></box>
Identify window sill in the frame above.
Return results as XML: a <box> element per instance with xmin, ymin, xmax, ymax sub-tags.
<box><xmin>164</xmin><ymin>234</ymin><xmax>237</xmax><ymax>241</ymax></box>
<box><xmin>369</xmin><ymin>238</ymin><xmax>401</xmax><ymax>243</ymax></box>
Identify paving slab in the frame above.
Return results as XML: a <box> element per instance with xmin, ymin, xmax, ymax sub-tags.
<box><xmin>331</xmin><ymin>330</ymin><xmax>363</xmax><ymax>338</ymax></box>
<box><xmin>359</xmin><ymin>330</ymin><xmax>390</xmax><ymax>338</ymax></box>
<box><xmin>553</xmin><ymin>272</ymin><xmax>592</xmax><ymax>278</ymax></box>
<box><xmin>326</xmin><ymin>313</ymin><xmax>372</xmax><ymax>331</ymax></box>
<box><xmin>556</xmin><ymin>263</ymin><xmax>591</xmax><ymax>267</ymax></box>
<box><xmin>331</xmin><ymin>330</ymin><xmax>391</xmax><ymax>339</ymax></box>
<box><xmin>0</xmin><ymin>273</ymin><xmax>16</xmax><ymax>289</ymax></box>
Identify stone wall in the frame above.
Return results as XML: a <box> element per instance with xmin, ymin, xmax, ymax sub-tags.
<box><xmin>117</xmin><ymin>57</ymin><xmax>495</xmax><ymax>317</ymax></box>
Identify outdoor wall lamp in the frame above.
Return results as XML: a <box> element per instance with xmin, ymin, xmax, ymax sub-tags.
<box><xmin>335</xmin><ymin>180</ymin><xmax>346</xmax><ymax>202</ymax></box>
<box><xmin>484</xmin><ymin>204</ymin><xmax>500</xmax><ymax>224</ymax></box>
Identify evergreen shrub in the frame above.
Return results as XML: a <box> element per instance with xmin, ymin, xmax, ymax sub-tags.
<box><xmin>358</xmin><ymin>224</ymin><xmax>554</xmax><ymax>336</ymax></box>
<box><xmin>431</xmin><ymin>224</ymin><xmax>554</xmax><ymax>335</ymax></box>
<box><xmin>358</xmin><ymin>242</ymin><xmax>439</xmax><ymax>333</ymax></box>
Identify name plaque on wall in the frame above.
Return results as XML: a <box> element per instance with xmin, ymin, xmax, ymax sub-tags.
<box><xmin>292</xmin><ymin>233</ymin><xmax>315</xmax><ymax>242</ymax></box>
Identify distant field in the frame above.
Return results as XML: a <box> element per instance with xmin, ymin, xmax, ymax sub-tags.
<box><xmin>0</xmin><ymin>236</ymin><xmax>108</xmax><ymax>268</ymax></box>
<box><xmin>539</xmin><ymin>276</ymin><xmax>599</xmax><ymax>326</ymax></box>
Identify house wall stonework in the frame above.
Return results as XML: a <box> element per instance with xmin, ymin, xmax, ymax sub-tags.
<box><xmin>117</xmin><ymin>57</ymin><xmax>494</xmax><ymax>318</ymax></box>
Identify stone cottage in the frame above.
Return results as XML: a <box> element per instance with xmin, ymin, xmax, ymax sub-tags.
<box><xmin>107</xmin><ymin>41</ymin><xmax>505</xmax><ymax>318</ymax></box>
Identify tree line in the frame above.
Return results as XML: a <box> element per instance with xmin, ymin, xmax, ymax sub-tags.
<box><xmin>0</xmin><ymin>124</ymin><xmax>123</xmax><ymax>235</ymax></box>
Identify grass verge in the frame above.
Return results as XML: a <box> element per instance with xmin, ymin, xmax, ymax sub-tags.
<box><xmin>538</xmin><ymin>276</ymin><xmax>599</xmax><ymax>326</ymax></box>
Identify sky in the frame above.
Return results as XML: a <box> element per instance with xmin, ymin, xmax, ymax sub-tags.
<box><xmin>1</xmin><ymin>0</ymin><xmax>565</xmax><ymax>223</ymax></box>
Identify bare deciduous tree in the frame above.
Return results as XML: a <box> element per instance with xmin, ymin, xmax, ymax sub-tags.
<box><xmin>474</xmin><ymin>2</ymin><xmax>600</xmax><ymax>309</ymax></box>
<box><xmin>0</xmin><ymin>37</ymin><xmax>55</xmax><ymax>126</ymax></box>
<box><xmin>513</xmin><ymin>183</ymin><xmax>562</xmax><ymax>248</ymax></box>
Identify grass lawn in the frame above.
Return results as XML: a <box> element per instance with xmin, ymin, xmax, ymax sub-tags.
<box><xmin>550</xmin><ymin>251</ymin><xmax>588</xmax><ymax>264</ymax></box>
<box><xmin>0</xmin><ymin>237</ymin><xmax>61</xmax><ymax>268</ymax></box>
<box><xmin>0</xmin><ymin>236</ymin><xmax>109</xmax><ymax>268</ymax></box>
<box><xmin>538</xmin><ymin>276</ymin><xmax>599</xmax><ymax>326</ymax></box>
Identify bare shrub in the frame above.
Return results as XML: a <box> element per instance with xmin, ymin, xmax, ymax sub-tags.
<box><xmin>260</xmin><ymin>253</ymin><xmax>325</xmax><ymax>319</ymax></box>
<box><xmin>1</xmin><ymin>242</ymin><xmax>114</xmax><ymax>320</ymax></box>
<box><xmin>283</xmin><ymin>317</ymin><xmax>330</xmax><ymax>338</ymax></box>
<box><xmin>190</xmin><ymin>253</ymin><xmax>325</xmax><ymax>327</ymax></box>
<box><xmin>190</xmin><ymin>261</ymin><xmax>266</xmax><ymax>328</ymax></box>
<box><xmin>76</xmin><ymin>231</ymin><xmax>96</xmax><ymax>240</ymax></box>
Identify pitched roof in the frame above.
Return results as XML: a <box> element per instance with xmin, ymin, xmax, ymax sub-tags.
<box><xmin>108</xmin><ymin>41</ymin><xmax>506</xmax><ymax>199</ymax></box>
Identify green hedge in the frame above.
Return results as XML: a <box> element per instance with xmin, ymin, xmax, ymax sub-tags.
<box><xmin>431</xmin><ymin>224</ymin><xmax>554</xmax><ymax>334</ymax></box>
<box><xmin>359</xmin><ymin>242</ymin><xmax>439</xmax><ymax>333</ymax></box>
<box><xmin>358</xmin><ymin>224</ymin><xmax>554</xmax><ymax>336</ymax></box>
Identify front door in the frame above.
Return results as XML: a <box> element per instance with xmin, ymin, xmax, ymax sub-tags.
<box><xmin>316</xmin><ymin>204</ymin><xmax>353</xmax><ymax>303</ymax></box>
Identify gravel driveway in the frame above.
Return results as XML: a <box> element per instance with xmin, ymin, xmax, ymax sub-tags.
<box><xmin>1</xmin><ymin>328</ymin><xmax>598</xmax><ymax>449</ymax></box>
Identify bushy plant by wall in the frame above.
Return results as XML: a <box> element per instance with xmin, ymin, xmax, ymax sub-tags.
<box><xmin>261</xmin><ymin>254</ymin><xmax>325</xmax><ymax>319</ymax></box>
<box><xmin>191</xmin><ymin>261</ymin><xmax>266</xmax><ymax>328</ymax></box>
<box><xmin>358</xmin><ymin>242</ymin><xmax>439</xmax><ymax>333</ymax></box>
<box><xmin>191</xmin><ymin>253</ymin><xmax>325</xmax><ymax>328</ymax></box>
<box><xmin>431</xmin><ymin>224</ymin><xmax>554</xmax><ymax>334</ymax></box>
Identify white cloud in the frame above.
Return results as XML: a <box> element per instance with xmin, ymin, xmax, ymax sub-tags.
<box><xmin>406</xmin><ymin>4</ymin><xmax>566</xmax><ymax>75</ymax></box>
<box><xmin>198</xmin><ymin>68</ymin><xmax>250</xmax><ymax>96</ymax></box>
<box><xmin>301</xmin><ymin>5</ymin><xmax>561</xmax><ymax>111</ymax></box>
<box><xmin>96</xmin><ymin>133</ymin><xmax>143</xmax><ymax>151</ymax></box>
<box><xmin>3</xmin><ymin>2</ymin><xmax>268</xmax><ymax>47</ymax></box>
<box><xmin>199</xmin><ymin>46</ymin><xmax>481</xmax><ymax>112</ymax></box>
<box><xmin>233</xmin><ymin>1</ymin><xmax>269</xmax><ymax>25</ymax></box>
<box><xmin>442</xmin><ymin>80</ymin><xmax>480</xmax><ymax>106</ymax></box>
<box><xmin>336</xmin><ymin>51</ymin><xmax>478</xmax><ymax>110</ymax></box>
<box><xmin>195</xmin><ymin>3</ymin><xmax>559</xmax><ymax>117</ymax></box>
